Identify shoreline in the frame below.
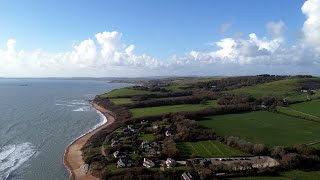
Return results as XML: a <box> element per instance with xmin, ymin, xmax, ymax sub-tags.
<box><xmin>64</xmin><ymin>102</ymin><xmax>115</xmax><ymax>180</ymax></box>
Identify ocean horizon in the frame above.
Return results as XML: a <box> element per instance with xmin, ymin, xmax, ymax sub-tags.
<box><xmin>0</xmin><ymin>79</ymin><xmax>130</xmax><ymax>180</ymax></box>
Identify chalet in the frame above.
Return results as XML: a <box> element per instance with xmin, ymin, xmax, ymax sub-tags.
<box><xmin>165</xmin><ymin>130</ymin><xmax>172</xmax><ymax>137</ymax></box>
<box><xmin>141</xmin><ymin>141</ymin><xmax>151</xmax><ymax>149</ymax></box>
<box><xmin>123</xmin><ymin>126</ymin><xmax>135</xmax><ymax>135</ymax></box>
<box><xmin>165</xmin><ymin>158</ymin><xmax>176</xmax><ymax>168</ymax></box>
<box><xmin>117</xmin><ymin>158</ymin><xmax>132</xmax><ymax>168</ymax></box>
<box><xmin>113</xmin><ymin>151</ymin><xmax>126</xmax><ymax>158</ymax></box>
<box><xmin>181</xmin><ymin>172</ymin><xmax>193</xmax><ymax>180</ymax></box>
<box><xmin>143</xmin><ymin>158</ymin><xmax>155</xmax><ymax>168</ymax></box>
<box><xmin>117</xmin><ymin>159</ymin><xmax>126</xmax><ymax>168</ymax></box>
<box><xmin>141</xmin><ymin>120</ymin><xmax>149</xmax><ymax>125</ymax></box>
<box><xmin>111</xmin><ymin>141</ymin><xmax>121</xmax><ymax>147</ymax></box>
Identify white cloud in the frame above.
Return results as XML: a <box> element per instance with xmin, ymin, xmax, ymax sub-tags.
<box><xmin>1</xmin><ymin>0</ymin><xmax>320</xmax><ymax>77</ymax></box>
<box><xmin>302</xmin><ymin>0</ymin><xmax>320</xmax><ymax>52</ymax></box>
<box><xmin>266</xmin><ymin>21</ymin><xmax>285</xmax><ymax>39</ymax></box>
<box><xmin>219</xmin><ymin>22</ymin><xmax>232</xmax><ymax>34</ymax></box>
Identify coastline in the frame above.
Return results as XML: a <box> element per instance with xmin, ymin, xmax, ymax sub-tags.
<box><xmin>64</xmin><ymin>102</ymin><xmax>115</xmax><ymax>180</ymax></box>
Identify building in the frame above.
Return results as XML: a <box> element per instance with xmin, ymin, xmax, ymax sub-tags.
<box><xmin>117</xmin><ymin>159</ymin><xmax>126</xmax><ymax>168</ymax></box>
<box><xmin>181</xmin><ymin>172</ymin><xmax>193</xmax><ymax>180</ymax></box>
<box><xmin>111</xmin><ymin>136</ymin><xmax>119</xmax><ymax>143</ymax></box>
<box><xmin>165</xmin><ymin>130</ymin><xmax>172</xmax><ymax>137</ymax></box>
<box><xmin>165</xmin><ymin>158</ymin><xmax>177</xmax><ymax>168</ymax></box>
<box><xmin>113</xmin><ymin>151</ymin><xmax>126</xmax><ymax>158</ymax></box>
<box><xmin>143</xmin><ymin>158</ymin><xmax>155</xmax><ymax>168</ymax></box>
<box><xmin>141</xmin><ymin>141</ymin><xmax>151</xmax><ymax>149</ymax></box>
<box><xmin>141</xmin><ymin>120</ymin><xmax>149</xmax><ymax>125</ymax></box>
<box><xmin>111</xmin><ymin>141</ymin><xmax>121</xmax><ymax>147</ymax></box>
<box><xmin>148</xmin><ymin>148</ymin><xmax>157</xmax><ymax>157</ymax></box>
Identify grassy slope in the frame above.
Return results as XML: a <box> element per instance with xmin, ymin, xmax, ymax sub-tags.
<box><xmin>129</xmin><ymin>100</ymin><xmax>218</xmax><ymax>118</ymax></box>
<box><xmin>289</xmin><ymin>100</ymin><xmax>320</xmax><ymax>117</ymax></box>
<box><xmin>177</xmin><ymin>140</ymin><xmax>247</xmax><ymax>158</ymax></box>
<box><xmin>109</xmin><ymin>98</ymin><xmax>133</xmax><ymax>104</ymax></box>
<box><xmin>230</xmin><ymin>170</ymin><xmax>320</xmax><ymax>180</ymax></box>
<box><xmin>199</xmin><ymin>111</ymin><xmax>320</xmax><ymax>147</ymax></box>
<box><xmin>229</xmin><ymin>78</ymin><xmax>320</xmax><ymax>102</ymax></box>
<box><xmin>100</xmin><ymin>88</ymin><xmax>156</xmax><ymax>98</ymax></box>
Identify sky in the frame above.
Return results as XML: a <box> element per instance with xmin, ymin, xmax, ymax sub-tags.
<box><xmin>0</xmin><ymin>0</ymin><xmax>319</xmax><ymax>77</ymax></box>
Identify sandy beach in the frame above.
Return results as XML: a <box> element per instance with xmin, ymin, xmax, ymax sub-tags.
<box><xmin>64</xmin><ymin>102</ymin><xmax>115</xmax><ymax>180</ymax></box>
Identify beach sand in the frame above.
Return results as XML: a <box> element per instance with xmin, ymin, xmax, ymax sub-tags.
<box><xmin>64</xmin><ymin>102</ymin><xmax>115</xmax><ymax>180</ymax></box>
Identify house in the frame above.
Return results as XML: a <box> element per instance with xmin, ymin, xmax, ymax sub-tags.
<box><xmin>111</xmin><ymin>141</ymin><xmax>121</xmax><ymax>147</ymax></box>
<box><xmin>148</xmin><ymin>148</ymin><xmax>157</xmax><ymax>157</ymax></box>
<box><xmin>111</xmin><ymin>136</ymin><xmax>119</xmax><ymax>143</ymax></box>
<box><xmin>165</xmin><ymin>158</ymin><xmax>176</xmax><ymax>168</ymax></box>
<box><xmin>165</xmin><ymin>130</ymin><xmax>172</xmax><ymax>137</ymax></box>
<box><xmin>141</xmin><ymin>141</ymin><xmax>151</xmax><ymax>149</ymax></box>
<box><xmin>117</xmin><ymin>159</ymin><xmax>126</xmax><ymax>168</ymax></box>
<box><xmin>143</xmin><ymin>158</ymin><xmax>155</xmax><ymax>168</ymax></box>
<box><xmin>181</xmin><ymin>172</ymin><xmax>193</xmax><ymax>180</ymax></box>
<box><xmin>127</xmin><ymin>125</ymin><xmax>135</xmax><ymax>132</ymax></box>
<box><xmin>152</xmin><ymin>125</ymin><xmax>159</xmax><ymax>130</ymax></box>
<box><xmin>117</xmin><ymin>159</ymin><xmax>133</xmax><ymax>168</ymax></box>
<box><xmin>141</xmin><ymin>120</ymin><xmax>149</xmax><ymax>125</ymax></box>
<box><xmin>113</xmin><ymin>151</ymin><xmax>126</xmax><ymax>158</ymax></box>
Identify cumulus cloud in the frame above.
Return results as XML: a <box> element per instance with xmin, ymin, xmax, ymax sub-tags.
<box><xmin>0</xmin><ymin>0</ymin><xmax>320</xmax><ymax>77</ymax></box>
<box><xmin>302</xmin><ymin>0</ymin><xmax>320</xmax><ymax>51</ymax></box>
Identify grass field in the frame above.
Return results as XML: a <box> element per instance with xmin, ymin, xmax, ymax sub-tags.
<box><xmin>139</xmin><ymin>133</ymin><xmax>155</xmax><ymax>141</ymax></box>
<box><xmin>109</xmin><ymin>98</ymin><xmax>133</xmax><ymax>104</ymax></box>
<box><xmin>129</xmin><ymin>101</ymin><xmax>218</xmax><ymax>118</ymax></box>
<box><xmin>100</xmin><ymin>88</ymin><xmax>156</xmax><ymax>98</ymax></box>
<box><xmin>289</xmin><ymin>100</ymin><xmax>320</xmax><ymax>118</ymax></box>
<box><xmin>199</xmin><ymin>111</ymin><xmax>320</xmax><ymax>147</ymax></box>
<box><xmin>177</xmin><ymin>140</ymin><xmax>247</xmax><ymax>157</ymax></box>
<box><xmin>230</xmin><ymin>170</ymin><xmax>320</xmax><ymax>180</ymax></box>
<box><xmin>229</xmin><ymin>78</ymin><xmax>320</xmax><ymax>102</ymax></box>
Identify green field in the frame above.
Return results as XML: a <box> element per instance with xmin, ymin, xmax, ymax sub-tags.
<box><xmin>199</xmin><ymin>111</ymin><xmax>320</xmax><ymax>147</ymax></box>
<box><xmin>129</xmin><ymin>101</ymin><xmax>218</xmax><ymax>118</ymax></box>
<box><xmin>230</xmin><ymin>170</ymin><xmax>320</xmax><ymax>180</ymax></box>
<box><xmin>229</xmin><ymin>78</ymin><xmax>319</xmax><ymax>102</ymax></box>
<box><xmin>177</xmin><ymin>140</ymin><xmax>247</xmax><ymax>157</ymax></box>
<box><xmin>109</xmin><ymin>98</ymin><xmax>133</xmax><ymax>104</ymax></box>
<box><xmin>100</xmin><ymin>88</ymin><xmax>156</xmax><ymax>98</ymax></box>
<box><xmin>289</xmin><ymin>100</ymin><xmax>320</xmax><ymax>118</ymax></box>
<box><xmin>139</xmin><ymin>133</ymin><xmax>155</xmax><ymax>141</ymax></box>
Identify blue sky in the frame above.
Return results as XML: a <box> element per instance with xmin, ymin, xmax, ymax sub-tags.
<box><xmin>0</xmin><ymin>0</ymin><xmax>319</xmax><ymax>77</ymax></box>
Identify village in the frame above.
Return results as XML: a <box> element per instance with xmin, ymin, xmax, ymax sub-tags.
<box><xmin>100</xmin><ymin>117</ymin><xmax>279</xmax><ymax>179</ymax></box>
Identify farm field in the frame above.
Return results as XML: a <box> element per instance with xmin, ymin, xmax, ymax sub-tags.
<box><xmin>109</xmin><ymin>98</ymin><xmax>133</xmax><ymax>104</ymax></box>
<box><xmin>230</xmin><ymin>169</ymin><xmax>320</xmax><ymax>180</ymax></box>
<box><xmin>100</xmin><ymin>88</ymin><xmax>156</xmax><ymax>98</ymax></box>
<box><xmin>177</xmin><ymin>140</ymin><xmax>247</xmax><ymax>158</ymax></box>
<box><xmin>229</xmin><ymin>78</ymin><xmax>319</xmax><ymax>102</ymax></box>
<box><xmin>289</xmin><ymin>100</ymin><xmax>320</xmax><ymax>118</ymax></box>
<box><xmin>129</xmin><ymin>100</ymin><xmax>218</xmax><ymax>118</ymax></box>
<box><xmin>198</xmin><ymin>111</ymin><xmax>320</xmax><ymax>147</ymax></box>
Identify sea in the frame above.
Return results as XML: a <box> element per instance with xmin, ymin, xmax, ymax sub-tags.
<box><xmin>0</xmin><ymin>79</ymin><xmax>130</xmax><ymax>180</ymax></box>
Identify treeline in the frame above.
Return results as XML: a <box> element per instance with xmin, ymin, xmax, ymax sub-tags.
<box><xmin>131</xmin><ymin>91</ymin><xmax>193</xmax><ymax>101</ymax></box>
<box><xmin>131</xmin><ymin>85</ymin><xmax>170</xmax><ymax>93</ymax></box>
<box><xmin>190</xmin><ymin>75</ymin><xmax>289</xmax><ymax>91</ymax></box>
<box><xmin>123</xmin><ymin>96</ymin><xmax>202</xmax><ymax>109</ymax></box>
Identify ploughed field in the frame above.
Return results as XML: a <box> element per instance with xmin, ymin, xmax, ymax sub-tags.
<box><xmin>177</xmin><ymin>140</ymin><xmax>248</xmax><ymax>158</ymax></box>
<box><xmin>198</xmin><ymin>111</ymin><xmax>320</xmax><ymax>147</ymax></box>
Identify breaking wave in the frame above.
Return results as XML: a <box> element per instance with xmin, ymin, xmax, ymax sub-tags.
<box><xmin>0</xmin><ymin>142</ymin><xmax>37</xmax><ymax>180</ymax></box>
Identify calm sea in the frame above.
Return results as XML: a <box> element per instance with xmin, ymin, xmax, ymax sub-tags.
<box><xmin>0</xmin><ymin>79</ymin><xmax>130</xmax><ymax>180</ymax></box>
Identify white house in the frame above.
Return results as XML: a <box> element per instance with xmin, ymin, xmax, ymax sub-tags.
<box><xmin>143</xmin><ymin>158</ymin><xmax>155</xmax><ymax>168</ymax></box>
<box><xmin>113</xmin><ymin>151</ymin><xmax>126</xmax><ymax>158</ymax></box>
<box><xmin>165</xmin><ymin>130</ymin><xmax>172</xmax><ymax>137</ymax></box>
<box><xmin>117</xmin><ymin>159</ymin><xmax>126</xmax><ymax>168</ymax></box>
<box><xmin>181</xmin><ymin>172</ymin><xmax>193</xmax><ymax>180</ymax></box>
<box><xmin>165</xmin><ymin>158</ymin><xmax>176</xmax><ymax>168</ymax></box>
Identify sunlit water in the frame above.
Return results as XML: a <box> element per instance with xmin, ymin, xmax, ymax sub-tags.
<box><xmin>0</xmin><ymin>79</ymin><xmax>129</xmax><ymax>180</ymax></box>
